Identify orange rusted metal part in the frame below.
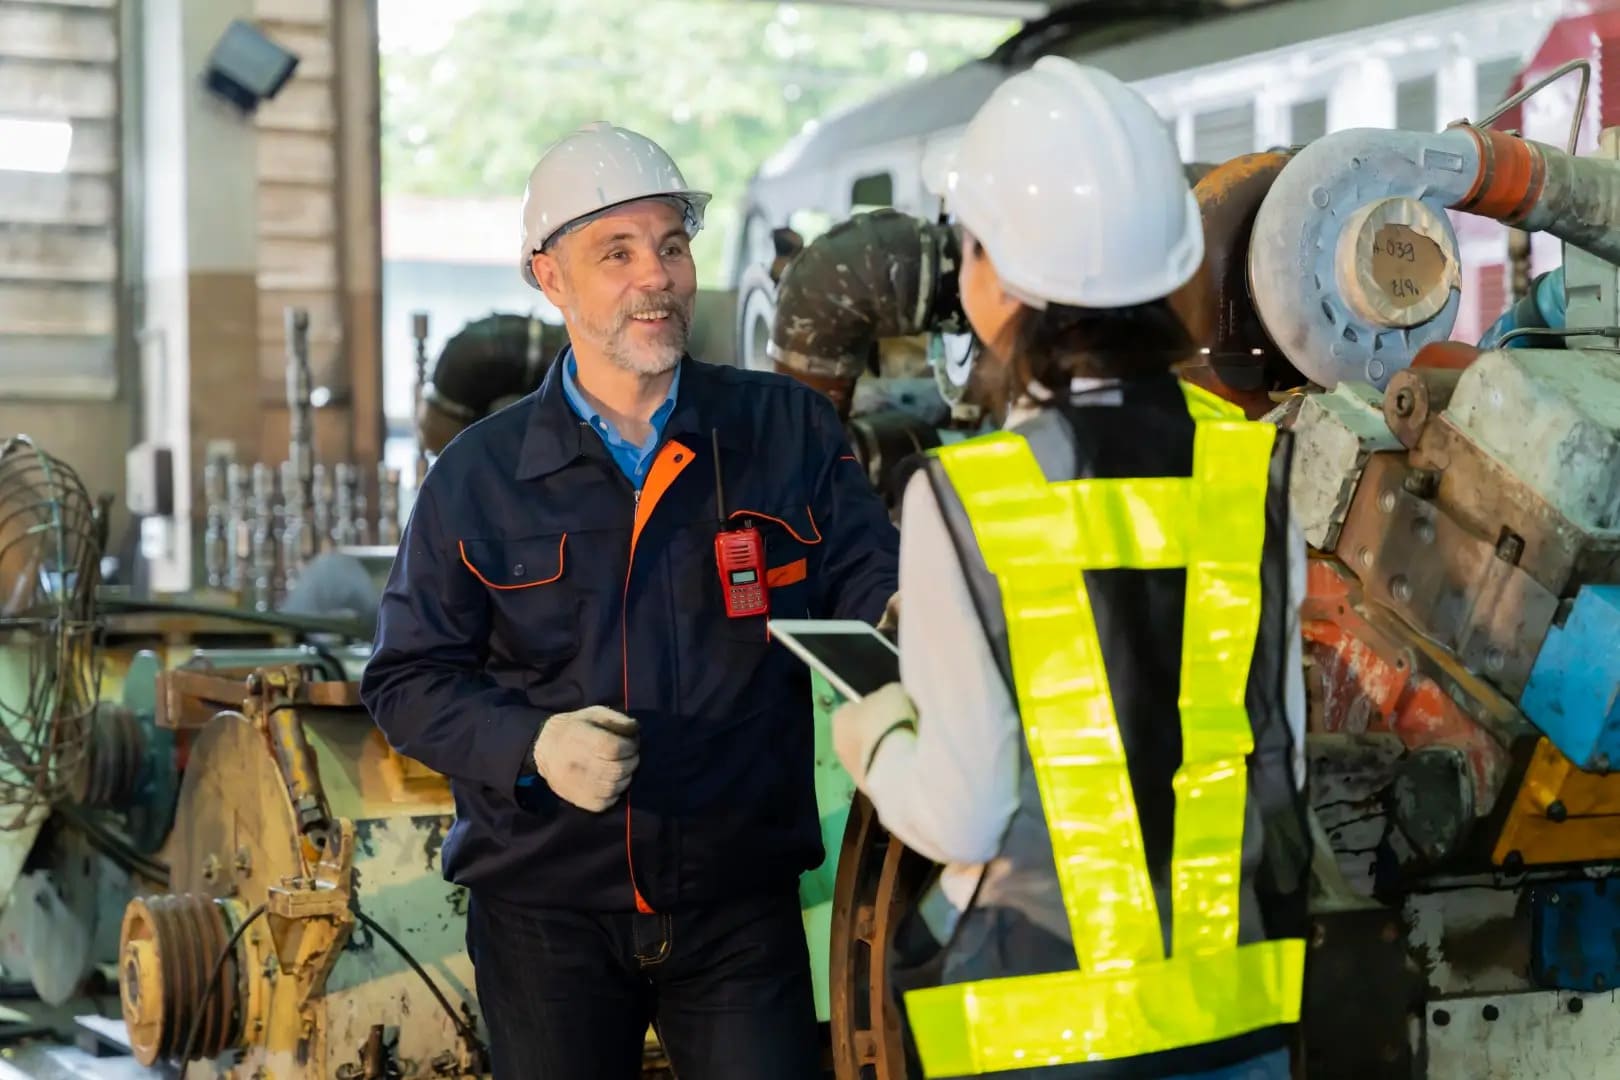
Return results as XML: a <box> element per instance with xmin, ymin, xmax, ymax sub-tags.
<box><xmin>1493</xmin><ymin>738</ymin><xmax>1620</xmax><ymax>866</ymax></box>
<box><xmin>1187</xmin><ymin>152</ymin><xmax>1303</xmax><ymax>402</ymax></box>
<box><xmin>774</xmin><ymin>362</ymin><xmax>858</xmax><ymax>421</ymax></box>
<box><xmin>1452</xmin><ymin>126</ymin><xmax>1548</xmax><ymax>224</ymax></box>
<box><xmin>1173</xmin><ymin>362</ymin><xmax>1276</xmax><ymax>420</ymax></box>
<box><xmin>1303</xmin><ymin>560</ymin><xmax>1516</xmax><ymax>815</ymax></box>
<box><xmin>1410</xmin><ymin>341</ymin><xmax>1481</xmax><ymax>371</ymax></box>
<box><xmin>157</xmin><ymin>669</ymin><xmax>252</xmax><ymax>730</ymax></box>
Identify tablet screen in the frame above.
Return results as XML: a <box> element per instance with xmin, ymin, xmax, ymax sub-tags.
<box><xmin>774</xmin><ymin>627</ymin><xmax>900</xmax><ymax>700</ymax></box>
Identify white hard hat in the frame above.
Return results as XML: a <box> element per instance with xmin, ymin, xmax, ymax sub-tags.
<box><xmin>930</xmin><ymin>57</ymin><xmax>1203</xmax><ymax>310</ymax></box>
<box><xmin>519</xmin><ymin>122</ymin><xmax>712</xmax><ymax>289</ymax></box>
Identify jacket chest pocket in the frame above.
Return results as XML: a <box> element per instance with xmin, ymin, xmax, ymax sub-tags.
<box><xmin>459</xmin><ymin>534</ymin><xmax>581</xmax><ymax>666</ymax></box>
<box><xmin>671</xmin><ymin>506</ymin><xmax>818</xmax><ymax>641</ymax></box>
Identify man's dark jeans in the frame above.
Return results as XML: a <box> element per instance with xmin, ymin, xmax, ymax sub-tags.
<box><xmin>466</xmin><ymin>887</ymin><xmax>823</xmax><ymax>1079</ymax></box>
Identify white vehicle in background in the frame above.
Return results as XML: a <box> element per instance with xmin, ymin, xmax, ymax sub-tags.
<box><xmin>731</xmin><ymin>0</ymin><xmax>1594</xmax><ymax>373</ymax></box>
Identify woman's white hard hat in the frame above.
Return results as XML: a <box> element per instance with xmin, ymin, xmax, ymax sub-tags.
<box><xmin>929</xmin><ymin>57</ymin><xmax>1203</xmax><ymax>310</ymax></box>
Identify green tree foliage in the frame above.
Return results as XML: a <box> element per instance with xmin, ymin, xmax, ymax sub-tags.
<box><xmin>381</xmin><ymin>0</ymin><xmax>1013</xmax><ymax>285</ymax></box>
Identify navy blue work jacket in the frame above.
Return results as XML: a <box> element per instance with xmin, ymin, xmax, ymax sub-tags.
<box><xmin>362</xmin><ymin>355</ymin><xmax>899</xmax><ymax>911</ymax></box>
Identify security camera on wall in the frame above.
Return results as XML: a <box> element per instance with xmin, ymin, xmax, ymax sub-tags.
<box><xmin>204</xmin><ymin>19</ymin><xmax>299</xmax><ymax>113</ymax></box>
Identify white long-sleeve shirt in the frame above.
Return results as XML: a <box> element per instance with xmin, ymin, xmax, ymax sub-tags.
<box><xmin>863</xmin><ymin>401</ymin><xmax>1308</xmax><ymax>927</ymax></box>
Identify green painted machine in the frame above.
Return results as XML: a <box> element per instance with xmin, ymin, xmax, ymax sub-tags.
<box><xmin>801</xmin><ymin>671</ymin><xmax>859</xmax><ymax>1024</ymax></box>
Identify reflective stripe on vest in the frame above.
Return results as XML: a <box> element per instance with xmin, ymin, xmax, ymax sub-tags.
<box><xmin>905</xmin><ymin>382</ymin><xmax>1305</xmax><ymax>1076</ymax></box>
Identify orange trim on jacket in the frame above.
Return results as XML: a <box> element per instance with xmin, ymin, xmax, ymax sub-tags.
<box><xmin>766</xmin><ymin>558</ymin><xmax>807</xmax><ymax>588</ymax></box>
<box><xmin>728</xmin><ymin>506</ymin><xmax>822</xmax><ymax>545</ymax></box>
<box><xmin>458</xmin><ymin>536</ymin><xmax>566</xmax><ymax>588</ymax></box>
<box><xmin>621</xmin><ymin>439</ymin><xmax>695</xmax><ymax>914</ymax></box>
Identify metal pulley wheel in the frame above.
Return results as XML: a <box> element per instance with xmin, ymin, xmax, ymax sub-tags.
<box><xmin>829</xmin><ymin>795</ymin><xmax>933</xmax><ymax>1079</ymax></box>
<box><xmin>734</xmin><ymin>262</ymin><xmax>779</xmax><ymax>374</ymax></box>
<box><xmin>927</xmin><ymin>330</ymin><xmax>976</xmax><ymax>408</ymax></box>
<box><xmin>120</xmin><ymin>893</ymin><xmax>246</xmax><ymax>1066</ymax></box>
<box><xmin>73</xmin><ymin>702</ymin><xmax>145</xmax><ymax>808</ymax></box>
<box><xmin>845</xmin><ymin>411</ymin><xmax>942</xmax><ymax>511</ymax></box>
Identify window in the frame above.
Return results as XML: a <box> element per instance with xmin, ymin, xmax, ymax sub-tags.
<box><xmin>850</xmin><ymin>171</ymin><xmax>894</xmax><ymax>213</ymax></box>
<box><xmin>1396</xmin><ymin>75</ymin><xmax>1438</xmax><ymax>133</ymax></box>
<box><xmin>1476</xmin><ymin>56</ymin><xmax>1522</xmax><ymax>120</ymax></box>
<box><xmin>787</xmin><ymin>208</ymin><xmax>833</xmax><ymax>248</ymax></box>
<box><xmin>0</xmin><ymin>0</ymin><xmax>123</xmax><ymax>398</ymax></box>
<box><xmin>1291</xmin><ymin>98</ymin><xmax>1327</xmax><ymax>144</ymax></box>
<box><xmin>1193</xmin><ymin>104</ymin><xmax>1255</xmax><ymax>164</ymax></box>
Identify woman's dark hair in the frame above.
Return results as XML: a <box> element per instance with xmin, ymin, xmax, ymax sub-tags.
<box><xmin>973</xmin><ymin>296</ymin><xmax>1198</xmax><ymax>416</ymax></box>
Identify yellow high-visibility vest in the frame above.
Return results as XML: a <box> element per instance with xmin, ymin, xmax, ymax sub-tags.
<box><xmin>905</xmin><ymin>383</ymin><xmax>1305</xmax><ymax>1076</ymax></box>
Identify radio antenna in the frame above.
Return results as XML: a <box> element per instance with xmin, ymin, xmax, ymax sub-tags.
<box><xmin>712</xmin><ymin>429</ymin><xmax>727</xmax><ymax>524</ymax></box>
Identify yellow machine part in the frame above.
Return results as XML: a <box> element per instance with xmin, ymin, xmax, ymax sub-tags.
<box><xmin>124</xmin><ymin>696</ymin><xmax>478</xmax><ymax>1079</ymax></box>
<box><xmin>1494</xmin><ymin>738</ymin><xmax>1620</xmax><ymax>866</ymax></box>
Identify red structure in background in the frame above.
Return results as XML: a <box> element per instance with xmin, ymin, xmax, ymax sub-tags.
<box><xmin>1451</xmin><ymin>1</ymin><xmax>1620</xmax><ymax>343</ymax></box>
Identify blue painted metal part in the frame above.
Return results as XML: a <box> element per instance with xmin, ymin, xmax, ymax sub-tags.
<box><xmin>121</xmin><ymin>650</ymin><xmax>180</xmax><ymax>855</ymax></box>
<box><xmin>1477</xmin><ymin>267</ymin><xmax>1568</xmax><ymax>350</ymax></box>
<box><xmin>1520</xmin><ymin>586</ymin><xmax>1620</xmax><ymax>771</ymax></box>
<box><xmin>1531</xmin><ymin>879</ymin><xmax>1620</xmax><ymax>991</ymax></box>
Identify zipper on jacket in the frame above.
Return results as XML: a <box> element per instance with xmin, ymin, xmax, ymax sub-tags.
<box><xmin>618</xmin><ymin>440</ymin><xmax>695</xmax><ymax>915</ymax></box>
<box><xmin>622</xmin><ymin>475</ymin><xmax>653</xmax><ymax>914</ymax></box>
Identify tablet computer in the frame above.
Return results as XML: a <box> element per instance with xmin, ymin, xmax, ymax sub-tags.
<box><xmin>769</xmin><ymin>619</ymin><xmax>900</xmax><ymax>702</ymax></box>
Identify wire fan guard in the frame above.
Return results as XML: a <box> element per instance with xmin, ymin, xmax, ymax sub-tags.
<box><xmin>0</xmin><ymin>436</ymin><xmax>102</xmax><ymax>826</ymax></box>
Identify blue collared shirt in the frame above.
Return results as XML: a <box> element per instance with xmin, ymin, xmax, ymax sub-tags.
<box><xmin>559</xmin><ymin>347</ymin><xmax>681</xmax><ymax>487</ymax></box>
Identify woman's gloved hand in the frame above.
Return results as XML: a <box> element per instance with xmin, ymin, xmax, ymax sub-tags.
<box><xmin>876</xmin><ymin>591</ymin><xmax>901</xmax><ymax>640</ymax></box>
<box><xmin>832</xmin><ymin>682</ymin><xmax>917</xmax><ymax>789</ymax></box>
<box><xmin>533</xmin><ymin>706</ymin><xmax>640</xmax><ymax>812</ymax></box>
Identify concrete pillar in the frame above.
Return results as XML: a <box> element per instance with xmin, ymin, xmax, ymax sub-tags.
<box><xmin>137</xmin><ymin>0</ymin><xmax>261</xmax><ymax>591</ymax></box>
<box><xmin>1254</xmin><ymin>92</ymin><xmax>1291</xmax><ymax>152</ymax></box>
<box><xmin>1329</xmin><ymin>58</ymin><xmax>1396</xmax><ymax>132</ymax></box>
<box><xmin>1435</xmin><ymin>54</ymin><xmax>1477</xmax><ymax>130</ymax></box>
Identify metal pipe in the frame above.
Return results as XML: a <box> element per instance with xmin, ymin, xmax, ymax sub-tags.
<box><xmin>278</xmin><ymin>460</ymin><xmax>302</xmax><ymax>593</ymax></box>
<box><xmin>377</xmin><ymin>465</ymin><xmax>401</xmax><ymax>546</ymax></box>
<box><xmin>249</xmin><ymin>464</ymin><xmax>277</xmax><ymax>613</ymax></box>
<box><xmin>227</xmin><ymin>463</ymin><xmax>251</xmax><ymax>594</ymax></box>
<box><xmin>332</xmin><ymin>463</ymin><xmax>358</xmax><ymax>548</ymax></box>
<box><xmin>354</xmin><ymin>480</ymin><xmax>371</xmax><ymax>546</ymax></box>
<box><xmin>1252</xmin><ymin>123</ymin><xmax>1620</xmax><ymax>389</ymax></box>
<box><xmin>1460</xmin><ymin>126</ymin><xmax>1620</xmax><ymax>264</ymax></box>
<box><xmin>312</xmin><ymin>464</ymin><xmax>332</xmax><ymax>553</ymax></box>
<box><xmin>284</xmin><ymin>308</ymin><xmax>317</xmax><ymax>571</ymax></box>
<box><xmin>416</xmin><ymin>313</ymin><xmax>566</xmax><ymax>455</ymax></box>
<box><xmin>203</xmin><ymin>458</ymin><xmax>227</xmax><ymax>589</ymax></box>
<box><xmin>412</xmin><ymin>311</ymin><xmax>431</xmax><ymax>488</ymax></box>
<box><xmin>768</xmin><ymin>209</ymin><xmax>962</xmax><ymax>420</ymax></box>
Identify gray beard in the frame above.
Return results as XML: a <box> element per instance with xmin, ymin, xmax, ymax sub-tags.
<box><xmin>606</xmin><ymin>334</ymin><xmax>683</xmax><ymax>376</ymax></box>
<box><xmin>574</xmin><ymin>303</ymin><xmax>692</xmax><ymax>376</ymax></box>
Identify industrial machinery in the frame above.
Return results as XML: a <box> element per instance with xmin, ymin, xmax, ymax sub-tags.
<box><xmin>112</xmin><ymin>658</ymin><xmax>488</xmax><ymax>1079</ymax></box>
<box><xmin>764</xmin><ymin>209</ymin><xmax>971</xmax><ymax>512</ymax></box>
<box><xmin>0</xmin><ymin>441</ymin><xmax>495</xmax><ymax>1075</ymax></box>
<box><xmin>0</xmin><ymin>437</ymin><xmax>117</xmax><ymax>1014</ymax></box>
<box><xmin>1255</xmin><ymin>96</ymin><xmax>1620</xmax><ymax>1076</ymax></box>
<box><xmin>202</xmin><ymin>308</ymin><xmax>406</xmax><ymax>612</ymax></box>
<box><xmin>413</xmin><ymin>311</ymin><xmax>569</xmax><ymax>459</ymax></box>
<box><xmin>0</xmin><ymin>437</ymin><xmax>102</xmax><ymax>829</ymax></box>
<box><xmin>797</xmin><ymin>57</ymin><xmax>1620</xmax><ymax>1080</ymax></box>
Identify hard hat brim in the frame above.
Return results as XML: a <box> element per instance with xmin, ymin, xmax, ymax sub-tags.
<box><xmin>923</xmin><ymin>147</ymin><xmax>959</xmax><ymax>204</ymax></box>
<box><xmin>521</xmin><ymin>191</ymin><xmax>712</xmax><ymax>289</ymax></box>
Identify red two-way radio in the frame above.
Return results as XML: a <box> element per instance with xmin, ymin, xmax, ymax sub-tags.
<box><xmin>713</xmin><ymin>430</ymin><xmax>768</xmax><ymax>619</ymax></box>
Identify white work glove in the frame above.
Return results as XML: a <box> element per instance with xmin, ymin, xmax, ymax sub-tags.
<box><xmin>533</xmin><ymin>706</ymin><xmax>640</xmax><ymax>812</ymax></box>
<box><xmin>875</xmin><ymin>591</ymin><xmax>901</xmax><ymax>638</ymax></box>
<box><xmin>832</xmin><ymin>682</ymin><xmax>917</xmax><ymax>790</ymax></box>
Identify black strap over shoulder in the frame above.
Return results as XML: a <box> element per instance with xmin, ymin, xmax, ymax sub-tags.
<box><xmin>924</xmin><ymin>381</ymin><xmax>1303</xmax><ymax>897</ymax></box>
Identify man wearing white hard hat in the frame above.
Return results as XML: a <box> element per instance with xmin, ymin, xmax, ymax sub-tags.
<box><xmin>363</xmin><ymin>122</ymin><xmax>899</xmax><ymax>1077</ymax></box>
<box><xmin>830</xmin><ymin>58</ymin><xmax>1309</xmax><ymax>1078</ymax></box>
